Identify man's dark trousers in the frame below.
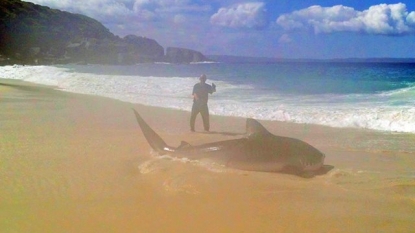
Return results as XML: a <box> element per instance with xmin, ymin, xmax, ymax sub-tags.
<box><xmin>190</xmin><ymin>102</ymin><xmax>209</xmax><ymax>131</ymax></box>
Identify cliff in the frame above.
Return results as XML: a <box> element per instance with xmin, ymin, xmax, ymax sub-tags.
<box><xmin>0</xmin><ymin>0</ymin><xmax>116</xmax><ymax>63</ymax></box>
<box><xmin>0</xmin><ymin>0</ymin><xmax>209</xmax><ymax>64</ymax></box>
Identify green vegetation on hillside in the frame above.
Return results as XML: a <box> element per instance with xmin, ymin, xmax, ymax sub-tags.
<box><xmin>0</xmin><ymin>0</ymin><xmax>116</xmax><ymax>61</ymax></box>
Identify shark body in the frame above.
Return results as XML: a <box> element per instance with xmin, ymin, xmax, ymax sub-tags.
<box><xmin>133</xmin><ymin>110</ymin><xmax>326</xmax><ymax>176</ymax></box>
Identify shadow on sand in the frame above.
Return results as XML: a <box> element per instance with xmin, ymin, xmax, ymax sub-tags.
<box><xmin>280</xmin><ymin>165</ymin><xmax>335</xmax><ymax>178</ymax></box>
<box><xmin>197</xmin><ymin>130</ymin><xmax>245</xmax><ymax>137</ymax></box>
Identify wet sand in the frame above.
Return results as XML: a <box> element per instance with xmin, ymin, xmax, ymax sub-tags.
<box><xmin>1</xmin><ymin>79</ymin><xmax>414</xmax><ymax>233</ymax></box>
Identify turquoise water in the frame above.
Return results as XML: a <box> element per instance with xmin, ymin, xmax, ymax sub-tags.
<box><xmin>72</xmin><ymin>62</ymin><xmax>415</xmax><ymax>94</ymax></box>
<box><xmin>2</xmin><ymin>62</ymin><xmax>415</xmax><ymax>133</ymax></box>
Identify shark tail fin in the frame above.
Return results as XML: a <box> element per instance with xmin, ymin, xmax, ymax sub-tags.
<box><xmin>132</xmin><ymin>109</ymin><xmax>174</xmax><ymax>153</ymax></box>
<box><xmin>246</xmin><ymin>118</ymin><xmax>271</xmax><ymax>136</ymax></box>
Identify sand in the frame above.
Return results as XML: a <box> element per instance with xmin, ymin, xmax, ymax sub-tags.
<box><xmin>1</xmin><ymin>79</ymin><xmax>414</xmax><ymax>233</ymax></box>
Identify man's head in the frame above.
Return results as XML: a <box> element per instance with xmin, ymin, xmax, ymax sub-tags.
<box><xmin>199</xmin><ymin>74</ymin><xmax>207</xmax><ymax>83</ymax></box>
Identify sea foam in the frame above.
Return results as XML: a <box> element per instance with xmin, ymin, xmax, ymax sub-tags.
<box><xmin>1</xmin><ymin>65</ymin><xmax>414</xmax><ymax>134</ymax></box>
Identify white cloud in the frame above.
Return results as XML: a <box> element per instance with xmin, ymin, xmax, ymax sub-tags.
<box><xmin>276</xmin><ymin>3</ymin><xmax>415</xmax><ymax>35</ymax></box>
<box><xmin>278</xmin><ymin>34</ymin><xmax>292</xmax><ymax>43</ymax></box>
<box><xmin>24</xmin><ymin>0</ymin><xmax>135</xmax><ymax>23</ymax></box>
<box><xmin>133</xmin><ymin>0</ymin><xmax>210</xmax><ymax>14</ymax></box>
<box><xmin>408</xmin><ymin>12</ymin><xmax>415</xmax><ymax>25</ymax></box>
<box><xmin>210</xmin><ymin>2</ymin><xmax>268</xmax><ymax>29</ymax></box>
<box><xmin>23</xmin><ymin>0</ymin><xmax>210</xmax><ymax>23</ymax></box>
<box><xmin>133</xmin><ymin>0</ymin><xmax>191</xmax><ymax>8</ymax></box>
<box><xmin>174</xmin><ymin>14</ymin><xmax>187</xmax><ymax>24</ymax></box>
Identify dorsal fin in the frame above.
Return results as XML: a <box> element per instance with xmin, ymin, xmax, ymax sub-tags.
<box><xmin>178</xmin><ymin>141</ymin><xmax>192</xmax><ymax>149</ymax></box>
<box><xmin>246</xmin><ymin>118</ymin><xmax>271</xmax><ymax>136</ymax></box>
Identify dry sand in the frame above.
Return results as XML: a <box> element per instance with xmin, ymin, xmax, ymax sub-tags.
<box><xmin>1</xmin><ymin>79</ymin><xmax>414</xmax><ymax>233</ymax></box>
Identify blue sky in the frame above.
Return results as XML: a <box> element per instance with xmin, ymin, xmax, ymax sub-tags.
<box><xmin>24</xmin><ymin>0</ymin><xmax>415</xmax><ymax>59</ymax></box>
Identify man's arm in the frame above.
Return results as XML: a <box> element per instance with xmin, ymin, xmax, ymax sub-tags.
<box><xmin>192</xmin><ymin>84</ymin><xmax>199</xmax><ymax>100</ymax></box>
<box><xmin>210</xmin><ymin>83</ymin><xmax>216</xmax><ymax>94</ymax></box>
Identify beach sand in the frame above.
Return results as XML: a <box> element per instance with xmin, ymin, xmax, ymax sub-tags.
<box><xmin>1</xmin><ymin>79</ymin><xmax>414</xmax><ymax>233</ymax></box>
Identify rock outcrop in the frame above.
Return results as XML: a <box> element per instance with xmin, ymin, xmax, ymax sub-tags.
<box><xmin>165</xmin><ymin>47</ymin><xmax>210</xmax><ymax>63</ymax></box>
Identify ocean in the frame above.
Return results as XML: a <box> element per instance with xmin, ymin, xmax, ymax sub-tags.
<box><xmin>1</xmin><ymin>62</ymin><xmax>415</xmax><ymax>133</ymax></box>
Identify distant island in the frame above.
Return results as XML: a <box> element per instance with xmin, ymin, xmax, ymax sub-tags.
<box><xmin>0</xmin><ymin>0</ymin><xmax>210</xmax><ymax>65</ymax></box>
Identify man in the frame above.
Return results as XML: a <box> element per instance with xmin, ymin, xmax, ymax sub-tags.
<box><xmin>190</xmin><ymin>74</ymin><xmax>216</xmax><ymax>132</ymax></box>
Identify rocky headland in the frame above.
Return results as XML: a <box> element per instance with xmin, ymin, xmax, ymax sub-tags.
<box><xmin>0</xmin><ymin>0</ymin><xmax>211</xmax><ymax>65</ymax></box>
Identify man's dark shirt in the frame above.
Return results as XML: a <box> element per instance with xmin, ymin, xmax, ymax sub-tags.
<box><xmin>192</xmin><ymin>83</ymin><xmax>214</xmax><ymax>105</ymax></box>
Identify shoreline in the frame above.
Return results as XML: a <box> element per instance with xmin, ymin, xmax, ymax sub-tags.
<box><xmin>1</xmin><ymin>64</ymin><xmax>414</xmax><ymax>134</ymax></box>
<box><xmin>1</xmin><ymin>78</ymin><xmax>414</xmax><ymax>232</ymax></box>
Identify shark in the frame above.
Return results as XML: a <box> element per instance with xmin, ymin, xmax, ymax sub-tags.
<box><xmin>133</xmin><ymin>109</ymin><xmax>327</xmax><ymax>176</ymax></box>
